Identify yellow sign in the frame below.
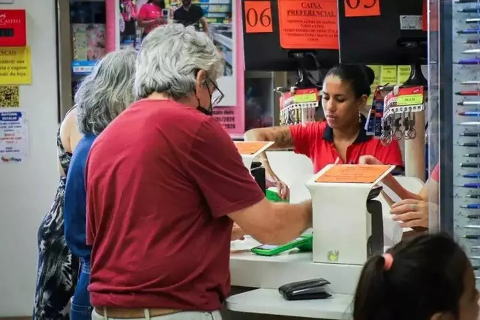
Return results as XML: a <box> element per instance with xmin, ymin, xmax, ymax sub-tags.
<box><xmin>380</xmin><ymin>66</ymin><xmax>397</xmax><ymax>85</ymax></box>
<box><xmin>397</xmin><ymin>94</ymin><xmax>423</xmax><ymax>106</ymax></box>
<box><xmin>293</xmin><ymin>93</ymin><xmax>317</xmax><ymax>103</ymax></box>
<box><xmin>0</xmin><ymin>47</ymin><xmax>32</xmax><ymax>85</ymax></box>
<box><xmin>397</xmin><ymin>65</ymin><xmax>411</xmax><ymax>84</ymax></box>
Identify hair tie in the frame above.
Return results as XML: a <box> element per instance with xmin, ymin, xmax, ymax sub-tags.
<box><xmin>383</xmin><ymin>253</ymin><xmax>394</xmax><ymax>271</ymax></box>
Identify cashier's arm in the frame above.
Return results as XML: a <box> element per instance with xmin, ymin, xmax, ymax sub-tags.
<box><xmin>228</xmin><ymin>198</ymin><xmax>312</xmax><ymax>245</ymax></box>
<box><xmin>244</xmin><ymin>126</ymin><xmax>294</xmax><ymax>150</ymax></box>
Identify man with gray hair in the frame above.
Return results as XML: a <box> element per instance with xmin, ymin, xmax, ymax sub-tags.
<box><xmin>85</xmin><ymin>24</ymin><xmax>312</xmax><ymax>319</ymax></box>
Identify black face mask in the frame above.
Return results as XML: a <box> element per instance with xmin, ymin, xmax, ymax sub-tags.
<box><xmin>197</xmin><ymin>105</ymin><xmax>212</xmax><ymax>116</ymax></box>
<box><xmin>196</xmin><ymin>82</ymin><xmax>213</xmax><ymax>116</ymax></box>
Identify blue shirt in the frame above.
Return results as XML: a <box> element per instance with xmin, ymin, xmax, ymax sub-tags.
<box><xmin>64</xmin><ymin>134</ymin><xmax>97</xmax><ymax>262</ymax></box>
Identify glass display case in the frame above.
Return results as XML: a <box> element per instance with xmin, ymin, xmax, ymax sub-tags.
<box><xmin>429</xmin><ymin>0</ymin><xmax>480</xmax><ymax>276</ymax></box>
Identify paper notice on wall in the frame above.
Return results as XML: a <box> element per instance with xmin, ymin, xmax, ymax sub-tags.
<box><xmin>0</xmin><ymin>110</ymin><xmax>28</xmax><ymax>162</ymax></box>
<box><xmin>0</xmin><ymin>86</ymin><xmax>20</xmax><ymax>108</ymax></box>
<box><xmin>277</xmin><ymin>0</ymin><xmax>339</xmax><ymax>50</ymax></box>
<box><xmin>0</xmin><ymin>47</ymin><xmax>32</xmax><ymax>85</ymax></box>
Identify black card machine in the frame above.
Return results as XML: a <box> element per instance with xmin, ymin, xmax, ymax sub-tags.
<box><xmin>278</xmin><ymin>278</ymin><xmax>331</xmax><ymax>301</ymax></box>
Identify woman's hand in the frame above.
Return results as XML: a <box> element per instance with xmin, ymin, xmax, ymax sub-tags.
<box><xmin>266</xmin><ymin>176</ymin><xmax>290</xmax><ymax>200</ymax></box>
<box><xmin>391</xmin><ymin>198</ymin><xmax>432</xmax><ymax>231</ymax></box>
<box><xmin>231</xmin><ymin>223</ymin><xmax>246</xmax><ymax>241</ymax></box>
<box><xmin>358</xmin><ymin>155</ymin><xmax>383</xmax><ymax>165</ymax></box>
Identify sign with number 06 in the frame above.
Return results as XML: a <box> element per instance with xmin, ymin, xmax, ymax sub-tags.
<box><xmin>244</xmin><ymin>1</ymin><xmax>273</xmax><ymax>33</ymax></box>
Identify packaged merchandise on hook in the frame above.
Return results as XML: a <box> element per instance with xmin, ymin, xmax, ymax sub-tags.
<box><xmin>277</xmin><ymin>87</ymin><xmax>319</xmax><ymax>126</ymax></box>
<box><xmin>370</xmin><ymin>85</ymin><xmax>425</xmax><ymax>145</ymax></box>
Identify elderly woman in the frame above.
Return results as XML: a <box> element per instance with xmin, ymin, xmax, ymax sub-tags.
<box><xmin>63</xmin><ymin>48</ymin><xmax>137</xmax><ymax>320</ymax></box>
<box><xmin>82</xmin><ymin>24</ymin><xmax>308</xmax><ymax>320</ymax></box>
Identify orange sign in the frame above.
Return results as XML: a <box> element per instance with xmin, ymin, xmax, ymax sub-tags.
<box><xmin>234</xmin><ymin>141</ymin><xmax>271</xmax><ymax>155</ymax></box>
<box><xmin>244</xmin><ymin>1</ymin><xmax>273</xmax><ymax>33</ymax></box>
<box><xmin>277</xmin><ymin>0</ymin><xmax>339</xmax><ymax>50</ymax></box>
<box><xmin>316</xmin><ymin>165</ymin><xmax>391</xmax><ymax>184</ymax></box>
<box><xmin>344</xmin><ymin>0</ymin><xmax>380</xmax><ymax>17</ymax></box>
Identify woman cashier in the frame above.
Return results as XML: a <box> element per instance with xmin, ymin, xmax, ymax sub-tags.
<box><xmin>138</xmin><ymin>0</ymin><xmax>165</xmax><ymax>40</ymax></box>
<box><xmin>244</xmin><ymin>64</ymin><xmax>404</xmax><ymax>198</ymax></box>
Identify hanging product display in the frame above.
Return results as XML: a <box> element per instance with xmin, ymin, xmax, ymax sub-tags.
<box><xmin>277</xmin><ymin>87</ymin><xmax>319</xmax><ymax>126</ymax></box>
<box><xmin>378</xmin><ymin>85</ymin><xmax>426</xmax><ymax>145</ymax></box>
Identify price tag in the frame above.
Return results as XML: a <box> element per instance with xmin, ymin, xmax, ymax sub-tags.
<box><xmin>293</xmin><ymin>93</ymin><xmax>317</xmax><ymax>103</ymax></box>
<box><xmin>396</xmin><ymin>94</ymin><xmax>423</xmax><ymax>106</ymax></box>
<box><xmin>344</xmin><ymin>0</ymin><xmax>380</xmax><ymax>17</ymax></box>
<box><xmin>244</xmin><ymin>1</ymin><xmax>273</xmax><ymax>33</ymax></box>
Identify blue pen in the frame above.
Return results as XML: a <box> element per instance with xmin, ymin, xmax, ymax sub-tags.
<box><xmin>464</xmin><ymin>173</ymin><xmax>480</xmax><ymax>178</ymax></box>
<box><xmin>462</xmin><ymin>183</ymin><xmax>480</xmax><ymax>188</ymax></box>
<box><xmin>462</xmin><ymin>204</ymin><xmax>480</xmax><ymax>209</ymax></box>
<box><xmin>459</xmin><ymin>112</ymin><xmax>480</xmax><ymax>116</ymax></box>
<box><xmin>458</xmin><ymin>59</ymin><xmax>480</xmax><ymax>65</ymax></box>
<box><xmin>458</xmin><ymin>29</ymin><xmax>480</xmax><ymax>34</ymax></box>
<box><xmin>458</xmin><ymin>7</ymin><xmax>480</xmax><ymax>13</ymax></box>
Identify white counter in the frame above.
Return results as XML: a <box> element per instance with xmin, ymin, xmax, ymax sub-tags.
<box><xmin>227</xmin><ymin>250</ymin><xmax>358</xmax><ymax>319</ymax></box>
<box><xmin>227</xmin><ymin>288</ymin><xmax>352</xmax><ymax>319</ymax></box>
<box><xmin>230</xmin><ymin>250</ymin><xmax>362</xmax><ymax>294</ymax></box>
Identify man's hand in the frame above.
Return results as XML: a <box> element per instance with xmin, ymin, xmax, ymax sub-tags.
<box><xmin>358</xmin><ymin>155</ymin><xmax>383</xmax><ymax>165</ymax></box>
<box><xmin>391</xmin><ymin>198</ymin><xmax>434</xmax><ymax>231</ymax></box>
<box><xmin>231</xmin><ymin>223</ymin><xmax>246</xmax><ymax>241</ymax></box>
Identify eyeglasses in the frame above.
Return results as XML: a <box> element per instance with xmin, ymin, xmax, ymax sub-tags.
<box><xmin>207</xmin><ymin>78</ymin><xmax>224</xmax><ymax>107</ymax></box>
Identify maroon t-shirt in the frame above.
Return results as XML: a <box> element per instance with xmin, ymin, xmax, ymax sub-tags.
<box><xmin>85</xmin><ymin>100</ymin><xmax>264</xmax><ymax>311</ymax></box>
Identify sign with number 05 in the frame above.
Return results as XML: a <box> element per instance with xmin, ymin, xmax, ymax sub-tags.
<box><xmin>244</xmin><ymin>1</ymin><xmax>273</xmax><ymax>33</ymax></box>
<box><xmin>344</xmin><ymin>0</ymin><xmax>380</xmax><ymax>17</ymax></box>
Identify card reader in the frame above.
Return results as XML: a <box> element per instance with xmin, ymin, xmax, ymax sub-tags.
<box><xmin>251</xmin><ymin>234</ymin><xmax>313</xmax><ymax>256</ymax></box>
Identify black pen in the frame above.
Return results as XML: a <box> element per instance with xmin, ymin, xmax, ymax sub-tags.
<box><xmin>468</xmin><ymin>214</ymin><xmax>480</xmax><ymax>218</ymax></box>
<box><xmin>461</xmin><ymin>132</ymin><xmax>480</xmax><ymax>137</ymax></box>
<box><xmin>461</xmin><ymin>163</ymin><xmax>480</xmax><ymax>168</ymax></box>
<box><xmin>464</xmin><ymin>39</ymin><xmax>480</xmax><ymax>44</ymax></box>
<box><xmin>465</xmin><ymin>153</ymin><xmax>480</xmax><ymax>157</ymax></box>
<box><xmin>464</xmin><ymin>235</ymin><xmax>480</xmax><ymax>239</ymax></box>
<box><xmin>459</xmin><ymin>143</ymin><xmax>480</xmax><ymax>147</ymax></box>
<box><xmin>466</xmin><ymin>194</ymin><xmax>480</xmax><ymax>199</ymax></box>
<box><xmin>456</xmin><ymin>0</ymin><xmax>480</xmax><ymax>3</ymax></box>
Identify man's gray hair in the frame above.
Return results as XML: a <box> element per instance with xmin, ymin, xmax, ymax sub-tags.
<box><xmin>135</xmin><ymin>24</ymin><xmax>224</xmax><ymax>99</ymax></box>
<box><xmin>75</xmin><ymin>48</ymin><xmax>137</xmax><ymax>135</ymax></box>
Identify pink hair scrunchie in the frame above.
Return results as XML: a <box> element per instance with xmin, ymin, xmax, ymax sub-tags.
<box><xmin>383</xmin><ymin>253</ymin><xmax>394</xmax><ymax>271</ymax></box>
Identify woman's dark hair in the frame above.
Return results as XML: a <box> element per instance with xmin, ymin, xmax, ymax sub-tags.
<box><xmin>353</xmin><ymin>233</ymin><xmax>469</xmax><ymax>320</ymax></box>
<box><xmin>325</xmin><ymin>64</ymin><xmax>375</xmax><ymax>98</ymax></box>
<box><xmin>147</xmin><ymin>0</ymin><xmax>165</xmax><ymax>7</ymax></box>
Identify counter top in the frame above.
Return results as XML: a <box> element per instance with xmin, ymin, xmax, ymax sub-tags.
<box><xmin>230</xmin><ymin>250</ymin><xmax>362</xmax><ymax>295</ymax></box>
<box><xmin>226</xmin><ymin>288</ymin><xmax>353</xmax><ymax>319</ymax></box>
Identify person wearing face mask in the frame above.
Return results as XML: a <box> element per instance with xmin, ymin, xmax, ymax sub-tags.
<box><xmin>86</xmin><ymin>24</ymin><xmax>313</xmax><ymax>320</ymax></box>
<box><xmin>244</xmin><ymin>64</ymin><xmax>404</xmax><ymax>199</ymax></box>
<box><xmin>173</xmin><ymin>0</ymin><xmax>209</xmax><ymax>33</ymax></box>
<box><xmin>138</xmin><ymin>0</ymin><xmax>166</xmax><ymax>40</ymax></box>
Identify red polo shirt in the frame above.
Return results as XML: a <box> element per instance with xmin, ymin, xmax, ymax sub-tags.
<box><xmin>289</xmin><ymin>120</ymin><xmax>403</xmax><ymax>172</ymax></box>
<box><xmin>85</xmin><ymin>100</ymin><xmax>264</xmax><ymax>311</ymax></box>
